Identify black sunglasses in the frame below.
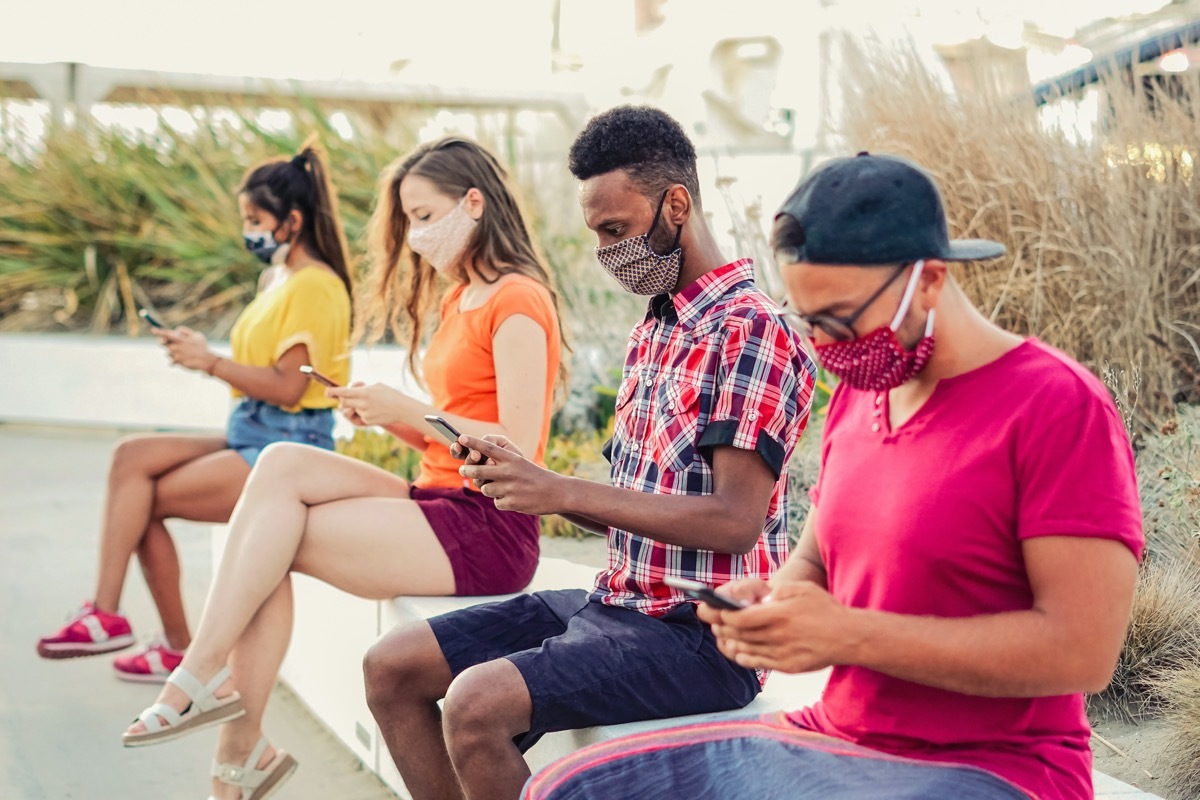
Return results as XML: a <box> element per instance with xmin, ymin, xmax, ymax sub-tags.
<box><xmin>782</xmin><ymin>263</ymin><xmax>910</xmax><ymax>342</ymax></box>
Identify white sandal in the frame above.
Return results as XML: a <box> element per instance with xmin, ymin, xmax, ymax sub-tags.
<box><xmin>122</xmin><ymin>665</ymin><xmax>244</xmax><ymax>747</ymax></box>
<box><xmin>209</xmin><ymin>737</ymin><xmax>298</xmax><ymax>800</ymax></box>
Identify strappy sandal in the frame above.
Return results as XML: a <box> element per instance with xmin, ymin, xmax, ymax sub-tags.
<box><xmin>208</xmin><ymin>737</ymin><xmax>298</xmax><ymax>800</ymax></box>
<box><xmin>122</xmin><ymin>665</ymin><xmax>245</xmax><ymax>747</ymax></box>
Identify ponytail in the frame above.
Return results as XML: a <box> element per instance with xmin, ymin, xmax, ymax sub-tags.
<box><xmin>292</xmin><ymin>138</ymin><xmax>354</xmax><ymax>300</ymax></box>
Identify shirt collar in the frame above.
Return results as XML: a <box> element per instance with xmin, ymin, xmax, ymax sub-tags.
<box><xmin>648</xmin><ymin>259</ymin><xmax>756</xmax><ymax>329</ymax></box>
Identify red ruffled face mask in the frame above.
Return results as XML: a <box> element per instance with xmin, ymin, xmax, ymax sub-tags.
<box><xmin>813</xmin><ymin>260</ymin><xmax>936</xmax><ymax>392</ymax></box>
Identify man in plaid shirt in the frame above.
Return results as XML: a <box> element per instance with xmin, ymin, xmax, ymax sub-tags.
<box><xmin>364</xmin><ymin>106</ymin><xmax>816</xmax><ymax>800</ymax></box>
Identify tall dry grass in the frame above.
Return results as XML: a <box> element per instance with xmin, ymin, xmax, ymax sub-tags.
<box><xmin>836</xmin><ymin>44</ymin><xmax>1200</xmax><ymax>429</ymax></box>
<box><xmin>1148</xmin><ymin>664</ymin><xmax>1200</xmax><ymax>799</ymax></box>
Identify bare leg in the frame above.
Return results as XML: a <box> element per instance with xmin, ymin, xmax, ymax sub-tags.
<box><xmin>126</xmin><ymin>443</ymin><xmax>454</xmax><ymax>734</ymax></box>
<box><xmin>365</xmin><ymin>623</ymin><xmax>461</xmax><ymax>800</ymax></box>
<box><xmin>443</xmin><ymin>660</ymin><xmax>534</xmax><ymax>800</ymax></box>
<box><xmin>135</xmin><ymin>520</ymin><xmax>189</xmax><ymax>649</ymax></box>
<box><xmin>129</xmin><ymin>448</ymin><xmax>251</xmax><ymax>649</ymax></box>
<box><xmin>210</xmin><ymin>580</ymin><xmax>294</xmax><ymax>800</ymax></box>
<box><xmin>93</xmin><ymin>434</ymin><xmax>230</xmax><ymax>614</ymax></box>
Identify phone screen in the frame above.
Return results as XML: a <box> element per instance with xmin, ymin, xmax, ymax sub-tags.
<box><xmin>299</xmin><ymin>365</ymin><xmax>340</xmax><ymax>388</ymax></box>
<box><xmin>423</xmin><ymin>415</ymin><xmax>467</xmax><ymax>460</ymax></box>
<box><xmin>663</xmin><ymin>577</ymin><xmax>749</xmax><ymax>610</ymax></box>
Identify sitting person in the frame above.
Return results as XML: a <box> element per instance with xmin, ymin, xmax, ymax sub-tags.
<box><xmin>36</xmin><ymin>138</ymin><xmax>353</xmax><ymax>682</ymax></box>
<box><xmin>521</xmin><ymin>154</ymin><xmax>1143</xmax><ymax>800</ymax></box>
<box><xmin>119</xmin><ymin>136</ymin><xmax>566</xmax><ymax>800</ymax></box>
<box><xmin>362</xmin><ymin>105</ymin><xmax>816</xmax><ymax>800</ymax></box>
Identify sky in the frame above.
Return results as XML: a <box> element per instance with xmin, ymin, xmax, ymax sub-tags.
<box><xmin>0</xmin><ymin>0</ymin><xmax>1172</xmax><ymax>86</ymax></box>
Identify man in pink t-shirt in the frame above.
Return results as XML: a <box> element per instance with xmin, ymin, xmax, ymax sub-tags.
<box><xmin>523</xmin><ymin>154</ymin><xmax>1142</xmax><ymax>800</ymax></box>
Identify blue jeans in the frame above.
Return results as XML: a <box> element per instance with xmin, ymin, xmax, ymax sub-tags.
<box><xmin>224</xmin><ymin>399</ymin><xmax>335</xmax><ymax>466</ymax></box>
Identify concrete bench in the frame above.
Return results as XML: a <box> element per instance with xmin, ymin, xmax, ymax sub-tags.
<box><xmin>211</xmin><ymin>526</ymin><xmax>1161</xmax><ymax>800</ymax></box>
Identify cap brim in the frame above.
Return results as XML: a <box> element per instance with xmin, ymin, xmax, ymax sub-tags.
<box><xmin>943</xmin><ymin>239</ymin><xmax>1006</xmax><ymax>261</ymax></box>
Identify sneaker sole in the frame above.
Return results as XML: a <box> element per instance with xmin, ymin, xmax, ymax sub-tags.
<box><xmin>37</xmin><ymin>634</ymin><xmax>136</xmax><ymax>659</ymax></box>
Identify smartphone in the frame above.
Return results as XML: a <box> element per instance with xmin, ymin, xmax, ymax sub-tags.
<box><xmin>663</xmin><ymin>577</ymin><xmax>749</xmax><ymax>610</ymax></box>
<box><xmin>138</xmin><ymin>309</ymin><xmax>166</xmax><ymax>329</ymax></box>
<box><xmin>423</xmin><ymin>414</ymin><xmax>467</xmax><ymax>460</ymax></box>
<box><xmin>299</xmin><ymin>364</ymin><xmax>341</xmax><ymax>388</ymax></box>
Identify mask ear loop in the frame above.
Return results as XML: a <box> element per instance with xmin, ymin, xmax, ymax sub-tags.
<box><xmin>888</xmin><ymin>259</ymin><xmax>925</xmax><ymax>331</ymax></box>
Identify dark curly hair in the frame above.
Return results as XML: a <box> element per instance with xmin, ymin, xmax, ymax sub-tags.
<box><xmin>568</xmin><ymin>105</ymin><xmax>701</xmax><ymax>206</ymax></box>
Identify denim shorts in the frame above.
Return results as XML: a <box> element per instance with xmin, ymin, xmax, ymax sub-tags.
<box><xmin>224</xmin><ymin>398</ymin><xmax>335</xmax><ymax>466</ymax></box>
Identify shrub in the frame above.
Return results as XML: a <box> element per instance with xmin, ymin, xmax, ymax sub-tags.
<box><xmin>1149</xmin><ymin>662</ymin><xmax>1200</xmax><ymax>800</ymax></box>
<box><xmin>1090</xmin><ymin>407</ymin><xmax>1200</xmax><ymax>732</ymax></box>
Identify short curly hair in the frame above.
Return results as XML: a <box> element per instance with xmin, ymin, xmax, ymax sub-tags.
<box><xmin>568</xmin><ymin>105</ymin><xmax>701</xmax><ymax>206</ymax></box>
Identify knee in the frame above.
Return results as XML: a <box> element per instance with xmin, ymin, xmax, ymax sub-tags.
<box><xmin>109</xmin><ymin>435</ymin><xmax>153</xmax><ymax>479</ymax></box>
<box><xmin>252</xmin><ymin>441</ymin><xmax>311</xmax><ymax>479</ymax></box>
<box><xmin>443</xmin><ymin>661</ymin><xmax>528</xmax><ymax>747</ymax></box>
<box><xmin>363</xmin><ymin>622</ymin><xmax>442</xmax><ymax>713</ymax></box>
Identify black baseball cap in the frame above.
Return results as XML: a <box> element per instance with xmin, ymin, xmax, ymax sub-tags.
<box><xmin>774</xmin><ymin>152</ymin><xmax>1005</xmax><ymax>265</ymax></box>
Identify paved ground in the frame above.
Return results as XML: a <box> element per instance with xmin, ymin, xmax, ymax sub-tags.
<box><xmin>0</xmin><ymin>425</ymin><xmax>397</xmax><ymax>799</ymax></box>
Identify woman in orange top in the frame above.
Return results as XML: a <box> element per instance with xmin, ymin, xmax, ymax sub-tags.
<box><xmin>122</xmin><ymin>137</ymin><xmax>566</xmax><ymax>800</ymax></box>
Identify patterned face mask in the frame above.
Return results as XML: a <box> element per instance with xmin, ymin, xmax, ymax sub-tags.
<box><xmin>244</xmin><ymin>223</ymin><xmax>291</xmax><ymax>266</ymax></box>
<box><xmin>408</xmin><ymin>198</ymin><xmax>477</xmax><ymax>272</ymax></box>
<box><xmin>595</xmin><ymin>191</ymin><xmax>683</xmax><ymax>296</ymax></box>
<box><xmin>814</xmin><ymin>260</ymin><xmax>936</xmax><ymax>392</ymax></box>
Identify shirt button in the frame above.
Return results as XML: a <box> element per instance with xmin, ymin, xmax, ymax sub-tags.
<box><xmin>871</xmin><ymin>423</ymin><xmax>881</xmax><ymax>432</ymax></box>
<box><xmin>748</xmin><ymin>411</ymin><xmax>758</xmax><ymax>421</ymax></box>
<box><xmin>872</xmin><ymin>409</ymin><xmax>882</xmax><ymax>418</ymax></box>
<box><xmin>875</xmin><ymin>395</ymin><xmax>884</xmax><ymax>406</ymax></box>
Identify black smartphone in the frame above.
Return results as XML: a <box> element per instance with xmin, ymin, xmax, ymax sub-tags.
<box><xmin>663</xmin><ymin>577</ymin><xmax>749</xmax><ymax>610</ymax></box>
<box><xmin>138</xmin><ymin>309</ymin><xmax>166</xmax><ymax>329</ymax></box>
<box><xmin>299</xmin><ymin>365</ymin><xmax>341</xmax><ymax>388</ymax></box>
<box><xmin>423</xmin><ymin>414</ymin><xmax>467</xmax><ymax>460</ymax></box>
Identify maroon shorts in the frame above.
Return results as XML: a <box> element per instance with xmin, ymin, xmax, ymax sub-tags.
<box><xmin>409</xmin><ymin>485</ymin><xmax>540</xmax><ymax>596</ymax></box>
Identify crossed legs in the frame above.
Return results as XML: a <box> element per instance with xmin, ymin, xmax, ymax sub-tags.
<box><xmin>124</xmin><ymin>442</ymin><xmax>456</xmax><ymax>799</ymax></box>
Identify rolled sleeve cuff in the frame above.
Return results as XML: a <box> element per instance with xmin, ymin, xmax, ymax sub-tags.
<box><xmin>698</xmin><ymin>419</ymin><xmax>786</xmax><ymax>478</ymax></box>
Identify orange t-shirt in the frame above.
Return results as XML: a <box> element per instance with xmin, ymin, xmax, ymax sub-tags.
<box><xmin>416</xmin><ymin>274</ymin><xmax>562</xmax><ymax>490</ymax></box>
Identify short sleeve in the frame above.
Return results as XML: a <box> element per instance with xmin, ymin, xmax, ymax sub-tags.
<box><xmin>697</xmin><ymin>312</ymin><xmax>813</xmax><ymax>478</ymax></box>
<box><xmin>485</xmin><ymin>279</ymin><xmax>556</xmax><ymax>343</ymax></box>
<box><xmin>273</xmin><ymin>272</ymin><xmax>348</xmax><ymax>369</ymax></box>
<box><xmin>1016</xmin><ymin>380</ymin><xmax>1143</xmax><ymax>559</ymax></box>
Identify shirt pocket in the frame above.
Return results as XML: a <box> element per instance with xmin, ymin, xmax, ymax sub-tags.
<box><xmin>652</xmin><ymin>378</ymin><xmax>702</xmax><ymax>474</ymax></box>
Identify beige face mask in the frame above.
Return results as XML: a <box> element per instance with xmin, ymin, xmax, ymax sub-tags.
<box><xmin>407</xmin><ymin>198</ymin><xmax>477</xmax><ymax>272</ymax></box>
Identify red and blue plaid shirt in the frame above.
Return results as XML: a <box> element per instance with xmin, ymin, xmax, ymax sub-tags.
<box><xmin>592</xmin><ymin>259</ymin><xmax>816</xmax><ymax>615</ymax></box>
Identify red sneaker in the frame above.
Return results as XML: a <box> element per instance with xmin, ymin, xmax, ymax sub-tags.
<box><xmin>36</xmin><ymin>602</ymin><xmax>135</xmax><ymax>659</ymax></box>
<box><xmin>113</xmin><ymin>637</ymin><xmax>185</xmax><ymax>683</ymax></box>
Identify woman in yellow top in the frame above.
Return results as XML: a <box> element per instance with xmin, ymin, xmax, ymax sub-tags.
<box><xmin>36</xmin><ymin>139</ymin><xmax>353</xmax><ymax>686</ymax></box>
<box><xmin>121</xmin><ymin>137</ymin><xmax>566</xmax><ymax>800</ymax></box>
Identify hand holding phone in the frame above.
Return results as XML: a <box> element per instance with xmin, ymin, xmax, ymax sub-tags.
<box><xmin>139</xmin><ymin>309</ymin><xmax>166</xmax><ymax>329</ymax></box>
<box><xmin>663</xmin><ymin>577</ymin><xmax>750</xmax><ymax>610</ymax></box>
<box><xmin>299</xmin><ymin>365</ymin><xmax>341</xmax><ymax>388</ymax></box>
<box><xmin>423</xmin><ymin>415</ymin><xmax>467</xmax><ymax>460</ymax></box>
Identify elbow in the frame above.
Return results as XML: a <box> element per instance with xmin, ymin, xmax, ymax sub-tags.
<box><xmin>722</xmin><ymin>522</ymin><xmax>763</xmax><ymax>556</ymax></box>
<box><xmin>1063</xmin><ymin>647</ymin><xmax>1122</xmax><ymax>696</ymax></box>
<box><xmin>1079</xmin><ymin>658</ymin><xmax>1121</xmax><ymax>695</ymax></box>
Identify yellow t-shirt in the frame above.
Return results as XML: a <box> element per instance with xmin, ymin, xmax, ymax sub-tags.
<box><xmin>229</xmin><ymin>266</ymin><xmax>351</xmax><ymax>412</ymax></box>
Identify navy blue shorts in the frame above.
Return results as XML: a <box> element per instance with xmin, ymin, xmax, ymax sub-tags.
<box><xmin>428</xmin><ymin>589</ymin><xmax>761</xmax><ymax>752</ymax></box>
<box><xmin>224</xmin><ymin>398</ymin><xmax>335</xmax><ymax>466</ymax></box>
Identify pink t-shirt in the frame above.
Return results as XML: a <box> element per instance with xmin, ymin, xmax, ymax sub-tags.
<box><xmin>789</xmin><ymin>339</ymin><xmax>1143</xmax><ymax>800</ymax></box>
